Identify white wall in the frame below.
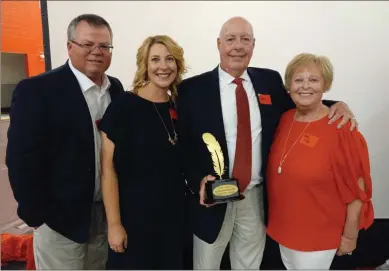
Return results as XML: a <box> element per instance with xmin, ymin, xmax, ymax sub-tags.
<box><xmin>47</xmin><ymin>1</ymin><xmax>389</xmax><ymax>218</ymax></box>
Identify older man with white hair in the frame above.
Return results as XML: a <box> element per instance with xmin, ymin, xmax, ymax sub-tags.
<box><xmin>177</xmin><ymin>16</ymin><xmax>357</xmax><ymax>269</ymax></box>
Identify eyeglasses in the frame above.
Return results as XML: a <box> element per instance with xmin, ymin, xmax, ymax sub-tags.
<box><xmin>70</xmin><ymin>40</ymin><xmax>114</xmax><ymax>54</ymax></box>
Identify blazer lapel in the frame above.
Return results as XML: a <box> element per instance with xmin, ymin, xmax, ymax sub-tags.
<box><xmin>107</xmin><ymin>77</ymin><xmax>122</xmax><ymax>100</ymax></box>
<box><xmin>247</xmin><ymin>68</ymin><xmax>273</xmax><ymax>130</ymax></box>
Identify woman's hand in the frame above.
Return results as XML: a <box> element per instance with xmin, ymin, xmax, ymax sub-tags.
<box><xmin>108</xmin><ymin>223</ymin><xmax>127</xmax><ymax>253</ymax></box>
<box><xmin>336</xmin><ymin>235</ymin><xmax>357</xmax><ymax>256</ymax></box>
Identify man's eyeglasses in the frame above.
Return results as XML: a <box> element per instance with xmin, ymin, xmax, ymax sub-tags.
<box><xmin>70</xmin><ymin>40</ymin><xmax>114</xmax><ymax>54</ymax></box>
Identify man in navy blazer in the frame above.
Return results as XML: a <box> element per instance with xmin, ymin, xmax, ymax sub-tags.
<box><xmin>177</xmin><ymin>16</ymin><xmax>357</xmax><ymax>270</ymax></box>
<box><xmin>6</xmin><ymin>14</ymin><xmax>124</xmax><ymax>269</ymax></box>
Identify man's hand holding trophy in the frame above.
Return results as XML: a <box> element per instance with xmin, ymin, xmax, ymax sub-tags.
<box><xmin>199</xmin><ymin>133</ymin><xmax>245</xmax><ymax>207</ymax></box>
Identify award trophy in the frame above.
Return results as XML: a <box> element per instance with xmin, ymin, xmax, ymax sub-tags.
<box><xmin>202</xmin><ymin>133</ymin><xmax>244</xmax><ymax>205</ymax></box>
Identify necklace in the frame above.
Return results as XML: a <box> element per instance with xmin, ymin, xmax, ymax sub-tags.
<box><xmin>152</xmin><ymin>98</ymin><xmax>178</xmax><ymax>145</ymax></box>
<box><xmin>278</xmin><ymin>107</ymin><xmax>326</xmax><ymax>174</ymax></box>
<box><xmin>277</xmin><ymin>115</ymin><xmax>311</xmax><ymax>174</ymax></box>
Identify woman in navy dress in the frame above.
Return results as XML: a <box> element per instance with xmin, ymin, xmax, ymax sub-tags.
<box><xmin>99</xmin><ymin>35</ymin><xmax>187</xmax><ymax>269</ymax></box>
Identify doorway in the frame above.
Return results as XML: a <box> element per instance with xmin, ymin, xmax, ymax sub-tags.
<box><xmin>1</xmin><ymin>52</ymin><xmax>27</xmax><ymax>120</ymax></box>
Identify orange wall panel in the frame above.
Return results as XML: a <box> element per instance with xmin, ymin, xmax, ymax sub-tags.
<box><xmin>1</xmin><ymin>1</ymin><xmax>45</xmax><ymax>76</ymax></box>
<box><xmin>25</xmin><ymin>53</ymin><xmax>45</xmax><ymax>78</ymax></box>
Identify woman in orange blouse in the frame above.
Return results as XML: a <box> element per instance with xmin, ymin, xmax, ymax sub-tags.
<box><xmin>266</xmin><ymin>53</ymin><xmax>374</xmax><ymax>269</ymax></box>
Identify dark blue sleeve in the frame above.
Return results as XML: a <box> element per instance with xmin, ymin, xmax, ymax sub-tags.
<box><xmin>6</xmin><ymin>79</ymin><xmax>50</xmax><ymax>227</ymax></box>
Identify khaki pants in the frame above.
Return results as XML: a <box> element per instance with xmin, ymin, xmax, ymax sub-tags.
<box><xmin>33</xmin><ymin>203</ymin><xmax>107</xmax><ymax>270</ymax></box>
<box><xmin>193</xmin><ymin>184</ymin><xmax>266</xmax><ymax>270</ymax></box>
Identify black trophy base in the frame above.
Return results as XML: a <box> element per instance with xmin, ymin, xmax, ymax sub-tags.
<box><xmin>204</xmin><ymin>178</ymin><xmax>245</xmax><ymax>205</ymax></box>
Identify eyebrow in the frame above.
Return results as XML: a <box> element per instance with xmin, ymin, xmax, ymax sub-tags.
<box><xmin>150</xmin><ymin>54</ymin><xmax>174</xmax><ymax>58</ymax></box>
<box><xmin>294</xmin><ymin>74</ymin><xmax>321</xmax><ymax>77</ymax></box>
<box><xmin>225</xmin><ymin>33</ymin><xmax>252</xmax><ymax>37</ymax></box>
<box><xmin>79</xmin><ymin>40</ymin><xmax>111</xmax><ymax>45</ymax></box>
<box><xmin>77</xmin><ymin>40</ymin><xmax>94</xmax><ymax>44</ymax></box>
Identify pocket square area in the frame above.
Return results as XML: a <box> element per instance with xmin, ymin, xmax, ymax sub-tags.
<box><xmin>258</xmin><ymin>94</ymin><xmax>272</xmax><ymax>105</ymax></box>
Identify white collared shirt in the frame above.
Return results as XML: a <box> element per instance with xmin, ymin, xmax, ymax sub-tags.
<box><xmin>218</xmin><ymin>65</ymin><xmax>262</xmax><ymax>189</ymax></box>
<box><xmin>68</xmin><ymin>60</ymin><xmax>111</xmax><ymax>201</ymax></box>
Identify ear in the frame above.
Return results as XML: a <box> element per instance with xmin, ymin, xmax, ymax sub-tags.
<box><xmin>67</xmin><ymin>41</ymin><xmax>72</xmax><ymax>52</ymax></box>
<box><xmin>217</xmin><ymin>38</ymin><xmax>221</xmax><ymax>51</ymax></box>
<box><xmin>253</xmin><ymin>38</ymin><xmax>256</xmax><ymax>47</ymax></box>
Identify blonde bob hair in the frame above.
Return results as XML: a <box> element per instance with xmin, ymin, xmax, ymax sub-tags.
<box><xmin>284</xmin><ymin>53</ymin><xmax>334</xmax><ymax>92</ymax></box>
<box><xmin>132</xmin><ymin>35</ymin><xmax>187</xmax><ymax>100</ymax></box>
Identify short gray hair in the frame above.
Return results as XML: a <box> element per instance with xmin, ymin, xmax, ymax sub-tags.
<box><xmin>67</xmin><ymin>14</ymin><xmax>113</xmax><ymax>41</ymax></box>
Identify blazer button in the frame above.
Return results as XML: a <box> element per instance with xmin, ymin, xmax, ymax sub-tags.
<box><xmin>88</xmin><ymin>168</ymin><xmax>92</xmax><ymax>172</ymax></box>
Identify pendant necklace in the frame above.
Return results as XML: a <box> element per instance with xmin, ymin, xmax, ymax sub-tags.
<box><xmin>278</xmin><ymin>116</ymin><xmax>311</xmax><ymax>174</ymax></box>
<box><xmin>278</xmin><ymin>107</ymin><xmax>326</xmax><ymax>174</ymax></box>
<box><xmin>152</xmin><ymin>98</ymin><xmax>178</xmax><ymax>145</ymax></box>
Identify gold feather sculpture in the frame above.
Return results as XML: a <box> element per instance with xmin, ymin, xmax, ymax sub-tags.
<box><xmin>202</xmin><ymin>133</ymin><xmax>225</xmax><ymax>179</ymax></box>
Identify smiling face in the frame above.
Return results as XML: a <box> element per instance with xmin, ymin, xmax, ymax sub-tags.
<box><xmin>67</xmin><ymin>21</ymin><xmax>112</xmax><ymax>84</ymax></box>
<box><xmin>217</xmin><ymin>17</ymin><xmax>255</xmax><ymax>78</ymax></box>
<box><xmin>289</xmin><ymin>63</ymin><xmax>325</xmax><ymax>109</ymax></box>
<box><xmin>147</xmin><ymin>43</ymin><xmax>178</xmax><ymax>90</ymax></box>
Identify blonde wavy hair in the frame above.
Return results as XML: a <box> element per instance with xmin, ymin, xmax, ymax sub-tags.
<box><xmin>132</xmin><ymin>35</ymin><xmax>187</xmax><ymax>100</ymax></box>
<box><xmin>284</xmin><ymin>53</ymin><xmax>334</xmax><ymax>92</ymax></box>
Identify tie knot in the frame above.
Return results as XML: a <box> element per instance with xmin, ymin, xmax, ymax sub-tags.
<box><xmin>232</xmin><ymin>78</ymin><xmax>244</xmax><ymax>85</ymax></box>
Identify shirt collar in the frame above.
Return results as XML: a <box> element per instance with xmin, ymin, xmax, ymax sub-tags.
<box><xmin>68</xmin><ymin>59</ymin><xmax>111</xmax><ymax>93</ymax></box>
<box><xmin>218</xmin><ymin>65</ymin><xmax>250</xmax><ymax>89</ymax></box>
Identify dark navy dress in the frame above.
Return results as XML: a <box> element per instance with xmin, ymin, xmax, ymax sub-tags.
<box><xmin>99</xmin><ymin>91</ymin><xmax>186</xmax><ymax>269</ymax></box>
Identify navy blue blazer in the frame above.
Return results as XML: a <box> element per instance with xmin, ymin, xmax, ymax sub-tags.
<box><xmin>6</xmin><ymin>62</ymin><xmax>124</xmax><ymax>243</ymax></box>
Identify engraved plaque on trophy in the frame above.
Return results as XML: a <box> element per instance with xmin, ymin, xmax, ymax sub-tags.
<box><xmin>202</xmin><ymin>133</ymin><xmax>244</xmax><ymax>205</ymax></box>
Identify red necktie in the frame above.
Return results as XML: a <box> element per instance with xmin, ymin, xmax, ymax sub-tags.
<box><xmin>232</xmin><ymin>78</ymin><xmax>252</xmax><ymax>192</ymax></box>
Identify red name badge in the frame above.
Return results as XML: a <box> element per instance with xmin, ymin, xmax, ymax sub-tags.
<box><xmin>258</xmin><ymin>94</ymin><xmax>272</xmax><ymax>105</ymax></box>
<box><xmin>95</xmin><ymin>119</ymin><xmax>102</xmax><ymax>129</ymax></box>
<box><xmin>300</xmin><ymin>133</ymin><xmax>319</xmax><ymax>148</ymax></box>
<box><xmin>169</xmin><ymin>108</ymin><xmax>178</xmax><ymax>120</ymax></box>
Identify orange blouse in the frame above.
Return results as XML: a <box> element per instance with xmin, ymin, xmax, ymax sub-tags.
<box><xmin>266</xmin><ymin>109</ymin><xmax>374</xmax><ymax>251</ymax></box>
